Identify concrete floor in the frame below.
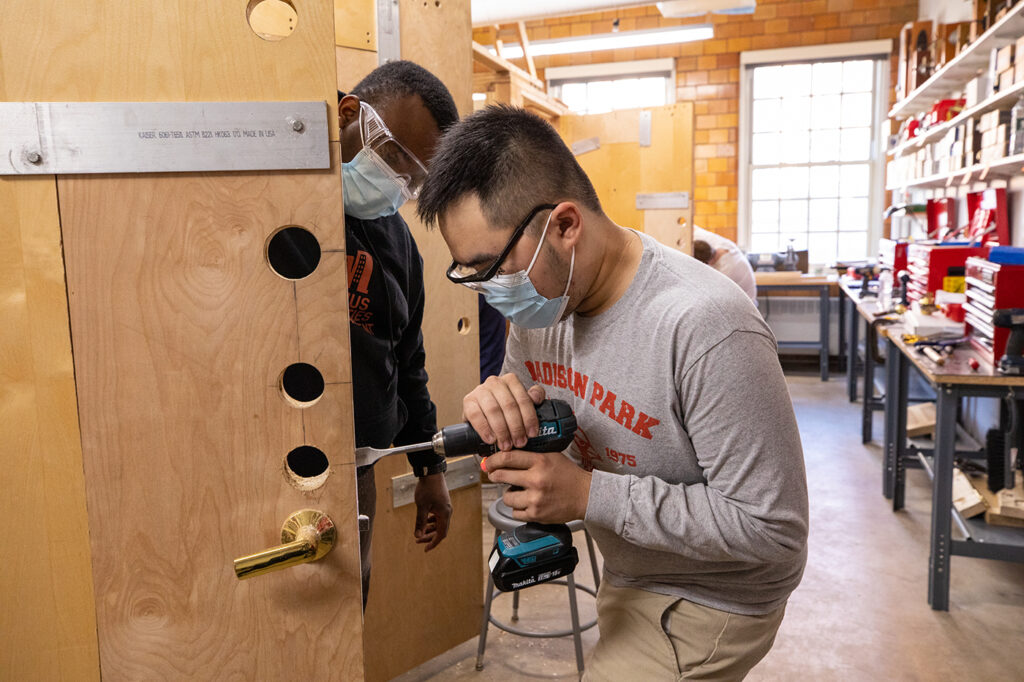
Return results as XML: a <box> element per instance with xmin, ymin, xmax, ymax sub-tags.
<box><xmin>395</xmin><ymin>374</ymin><xmax>1024</xmax><ymax>681</ymax></box>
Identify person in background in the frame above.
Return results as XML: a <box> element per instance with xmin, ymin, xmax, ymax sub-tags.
<box><xmin>338</xmin><ymin>60</ymin><xmax>458</xmax><ymax>608</ymax></box>
<box><xmin>689</xmin><ymin>225</ymin><xmax>758</xmax><ymax>304</ymax></box>
<box><xmin>478</xmin><ymin>296</ymin><xmax>507</xmax><ymax>382</ymax></box>
<box><xmin>418</xmin><ymin>106</ymin><xmax>808</xmax><ymax>680</ymax></box>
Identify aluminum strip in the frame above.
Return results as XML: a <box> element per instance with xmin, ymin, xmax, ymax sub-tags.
<box><xmin>0</xmin><ymin>101</ymin><xmax>329</xmax><ymax>174</ymax></box>
<box><xmin>635</xmin><ymin>192</ymin><xmax>690</xmax><ymax>210</ymax></box>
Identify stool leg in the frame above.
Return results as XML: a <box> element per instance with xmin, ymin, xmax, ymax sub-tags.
<box><xmin>566</xmin><ymin>572</ymin><xmax>585</xmax><ymax>676</ymax></box>
<box><xmin>511</xmin><ymin>588</ymin><xmax>520</xmax><ymax>622</ymax></box>
<box><xmin>584</xmin><ymin>530</ymin><xmax>600</xmax><ymax>590</ymax></box>
<box><xmin>476</xmin><ymin>531</ymin><xmax>499</xmax><ymax>671</ymax></box>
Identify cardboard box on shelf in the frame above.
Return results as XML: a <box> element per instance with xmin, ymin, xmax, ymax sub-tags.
<box><xmin>965</xmin><ymin>73</ymin><xmax>993</xmax><ymax>107</ymax></box>
<box><xmin>1000</xmin><ymin>66</ymin><xmax>1016</xmax><ymax>92</ymax></box>
<box><xmin>996</xmin><ymin>44</ymin><xmax>1015</xmax><ymax>73</ymax></box>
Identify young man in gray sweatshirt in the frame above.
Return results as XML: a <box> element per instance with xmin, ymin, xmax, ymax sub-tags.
<box><xmin>417</xmin><ymin>106</ymin><xmax>808</xmax><ymax>680</ymax></box>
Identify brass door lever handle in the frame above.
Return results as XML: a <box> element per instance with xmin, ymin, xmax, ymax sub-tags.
<box><xmin>234</xmin><ymin>509</ymin><xmax>336</xmax><ymax>580</ymax></box>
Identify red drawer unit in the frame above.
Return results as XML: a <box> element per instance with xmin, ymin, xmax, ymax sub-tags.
<box><xmin>906</xmin><ymin>243</ymin><xmax>990</xmax><ymax>303</ymax></box>
<box><xmin>878</xmin><ymin>238</ymin><xmax>908</xmax><ymax>273</ymax></box>
<box><xmin>964</xmin><ymin>256</ymin><xmax>1024</xmax><ymax>365</ymax></box>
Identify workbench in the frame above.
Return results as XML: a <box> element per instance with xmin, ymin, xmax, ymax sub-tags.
<box><xmin>839</xmin><ymin>278</ymin><xmax>935</xmax><ymax>443</ymax></box>
<box><xmin>882</xmin><ymin>326</ymin><xmax>1024</xmax><ymax>610</ymax></box>
<box><xmin>755</xmin><ymin>272</ymin><xmax>838</xmax><ymax>381</ymax></box>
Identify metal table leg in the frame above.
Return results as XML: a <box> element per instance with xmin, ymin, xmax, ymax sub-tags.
<box><xmin>882</xmin><ymin>336</ymin><xmax>901</xmax><ymax>499</ymax></box>
<box><xmin>819</xmin><ymin>285</ymin><xmax>830</xmax><ymax>381</ymax></box>
<box><xmin>838</xmin><ymin>291</ymin><xmax>846</xmax><ymax>373</ymax></box>
<box><xmin>847</xmin><ymin>294</ymin><xmax>859</xmax><ymax>402</ymax></box>
<box><xmin>863</xmin><ymin>322</ymin><xmax>877</xmax><ymax>444</ymax></box>
<box><xmin>928</xmin><ymin>385</ymin><xmax>958</xmax><ymax>611</ymax></box>
<box><xmin>892</xmin><ymin>347</ymin><xmax>909</xmax><ymax>511</ymax></box>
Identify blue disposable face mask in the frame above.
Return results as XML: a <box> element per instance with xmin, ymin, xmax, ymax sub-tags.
<box><xmin>342</xmin><ymin>147</ymin><xmax>406</xmax><ymax>219</ymax></box>
<box><xmin>477</xmin><ymin>213</ymin><xmax>575</xmax><ymax>329</ymax></box>
<box><xmin>341</xmin><ymin>103</ymin><xmax>411</xmax><ymax>219</ymax></box>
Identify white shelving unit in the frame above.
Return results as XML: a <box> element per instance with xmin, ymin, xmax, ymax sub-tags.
<box><xmin>890</xmin><ymin>2</ymin><xmax>1024</xmax><ymax>119</ymax></box>
<box><xmin>887</xmin><ymin>3</ymin><xmax>1024</xmax><ymax>195</ymax></box>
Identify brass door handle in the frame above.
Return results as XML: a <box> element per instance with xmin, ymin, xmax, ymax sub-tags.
<box><xmin>233</xmin><ymin>509</ymin><xmax>336</xmax><ymax>580</ymax></box>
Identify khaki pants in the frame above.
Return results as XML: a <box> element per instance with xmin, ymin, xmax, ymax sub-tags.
<box><xmin>583</xmin><ymin>583</ymin><xmax>785</xmax><ymax>682</ymax></box>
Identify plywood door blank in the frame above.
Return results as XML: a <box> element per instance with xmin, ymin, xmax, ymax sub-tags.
<box><xmin>58</xmin><ymin>156</ymin><xmax>364</xmax><ymax>680</ymax></box>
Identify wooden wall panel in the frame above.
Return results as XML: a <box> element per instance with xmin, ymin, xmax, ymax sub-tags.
<box><xmin>58</xmin><ymin>157</ymin><xmax>363</xmax><ymax>680</ymax></box>
<box><xmin>335</xmin><ymin>0</ymin><xmax>377</xmax><ymax>52</ymax></box>
<box><xmin>561</xmin><ymin>102</ymin><xmax>695</xmax><ymax>245</ymax></box>
<box><xmin>0</xmin><ymin>175</ymin><xmax>100</xmax><ymax>681</ymax></box>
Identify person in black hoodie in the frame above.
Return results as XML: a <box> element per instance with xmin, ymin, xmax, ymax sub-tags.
<box><xmin>339</xmin><ymin>61</ymin><xmax>459</xmax><ymax>608</ymax></box>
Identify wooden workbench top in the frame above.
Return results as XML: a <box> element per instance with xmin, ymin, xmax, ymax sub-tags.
<box><xmin>885</xmin><ymin>322</ymin><xmax>1024</xmax><ymax>387</ymax></box>
<box><xmin>755</xmin><ymin>271</ymin><xmax>837</xmax><ymax>286</ymax></box>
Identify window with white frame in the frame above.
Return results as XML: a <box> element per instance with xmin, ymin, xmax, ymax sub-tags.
<box><xmin>740</xmin><ymin>50</ymin><xmax>887</xmax><ymax>265</ymax></box>
<box><xmin>547</xmin><ymin>59</ymin><xmax>676</xmax><ymax>115</ymax></box>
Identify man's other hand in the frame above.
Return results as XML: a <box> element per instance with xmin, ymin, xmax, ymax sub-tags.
<box><xmin>484</xmin><ymin>450</ymin><xmax>591</xmax><ymax>524</ymax></box>
<box><xmin>414</xmin><ymin>473</ymin><xmax>452</xmax><ymax>552</ymax></box>
<box><xmin>463</xmin><ymin>373</ymin><xmax>546</xmax><ymax>452</ymax></box>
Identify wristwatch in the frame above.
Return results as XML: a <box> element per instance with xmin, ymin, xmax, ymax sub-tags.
<box><xmin>411</xmin><ymin>457</ymin><xmax>447</xmax><ymax>478</ymax></box>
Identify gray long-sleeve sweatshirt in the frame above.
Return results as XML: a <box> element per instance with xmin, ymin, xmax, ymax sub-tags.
<box><xmin>502</xmin><ymin>231</ymin><xmax>808</xmax><ymax>616</ymax></box>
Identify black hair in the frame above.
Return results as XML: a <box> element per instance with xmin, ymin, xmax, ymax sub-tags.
<box><xmin>692</xmin><ymin>240</ymin><xmax>715</xmax><ymax>264</ymax></box>
<box><xmin>416</xmin><ymin>105</ymin><xmax>602</xmax><ymax>230</ymax></box>
<box><xmin>350</xmin><ymin>60</ymin><xmax>459</xmax><ymax>131</ymax></box>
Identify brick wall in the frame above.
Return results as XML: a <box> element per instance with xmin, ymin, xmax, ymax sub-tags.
<box><xmin>473</xmin><ymin>0</ymin><xmax>918</xmax><ymax>242</ymax></box>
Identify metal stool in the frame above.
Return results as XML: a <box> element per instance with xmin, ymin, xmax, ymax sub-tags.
<box><xmin>476</xmin><ymin>498</ymin><xmax>601</xmax><ymax>676</ymax></box>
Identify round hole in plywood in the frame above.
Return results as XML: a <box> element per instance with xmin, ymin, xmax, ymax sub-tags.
<box><xmin>457</xmin><ymin>317</ymin><xmax>472</xmax><ymax>334</ymax></box>
<box><xmin>285</xmin><ymin>446</ymin><xmax>329</xmax><ymax>491</ymax></box>
<box><xmin>280</xmin><ymin>362</ymin><xmax>325</xmax><ymax>408</ymax></box>
<box><xmin>266</xmin><ymin>226</ymin><xmax>321</xmax><ymax>280</ymax></box>
<box><xmin>246</xmin><ymin>0</ymin><xmax>297</xmax><ymax>41</ymax></box>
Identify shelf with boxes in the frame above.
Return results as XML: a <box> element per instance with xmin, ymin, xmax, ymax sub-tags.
<box><xmin>891</xmin><ymin>1</ymin><xmax>1024</xmax><ymax>119</ymax></box>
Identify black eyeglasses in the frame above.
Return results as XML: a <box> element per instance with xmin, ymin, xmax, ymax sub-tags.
<box><xmin>446</xmin><ymin>203</ymin><xmax>558</xmax><ymax>285</ymax></box>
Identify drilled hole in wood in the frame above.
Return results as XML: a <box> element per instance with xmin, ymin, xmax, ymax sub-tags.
<box><xmin>266</xmin><ymin>226</ymin><xmax>321</xmax><ymax>280</ymax></box>
<box><xmin>285</xmin><ymin>446</ymin><xmax>329</xmax><ymax>491</ymax></box>
<box><xmin>457</xmin><ymin>317</ymin><xmax>472</xmax><ymax>335</ymax></box>
<box><xmin>280</xmin><ymin>362</ymin><xmax>325</xmax><ymax>408</ymax></box>
<box><xmin>246</xmin><ymin>0</ymin><xmax>297</xmax><ymax>41</ymax></box>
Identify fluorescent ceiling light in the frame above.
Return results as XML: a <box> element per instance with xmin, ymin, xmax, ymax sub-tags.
<box><xmin>494</xmin><ymin>25</ymin><xmax>713</xmax><ymax>59</ymax></box>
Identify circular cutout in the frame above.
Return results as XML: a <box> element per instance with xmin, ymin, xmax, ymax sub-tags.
<box><xmin>246</xmin><ymin>0</ymin><xmax>297</xmax><ymax>41</ymax></box>
<box><xmin>457</xmin><ymin>317</ymin><xmax>472</xmax><ymax>334</ymax></box>
<box><xmin>285</xmin><ymin>446</ymin><xmax>330</xmax><ymax>491</ymax></box>
<box><xmin>266</xmin><ymin>226</ymin><xmax>321</xmax><ymax>280</ymax></box>
<box><xmin>280</xmin><ymin>362</ymin><xmax>325</xmax><ymax>407</ymax></box>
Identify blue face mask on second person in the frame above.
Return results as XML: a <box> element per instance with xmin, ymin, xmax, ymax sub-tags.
<box><xmin>342</xmin><ymin>147</ymin><xmax>406</xmax><ymax>219</ymax></box>
<box><xmin>477</xmin><ymin>212</ymin><xmax>575</xmax><ymax>329</ymax></box>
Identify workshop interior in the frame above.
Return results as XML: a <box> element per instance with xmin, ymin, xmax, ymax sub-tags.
<box><xmin>4</xmin><ymin>0</ymin><xmax>1024</xmax><ymax>679</ymax></box>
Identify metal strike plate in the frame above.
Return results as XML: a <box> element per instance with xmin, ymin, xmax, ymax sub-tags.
<box><xmin>0</xmin><ymin>101</ymin><xmax>329</xmax><ymax>175</ymax></box>
<box><xmin>636</xmin><ymin>192</ymin><xmax>690</xmax><ymax>210</ymax></box>
<box><xmin>571</xmin><ymin>136</ymin><xmax>601</xmax><ymax>156</ymax></box>
<box><xmin>638</xmin><ymin>110</ymin><xmax>652</xmax><ymax>147</ymax></box>
<box><xmin>391</xmin><ymin>456</ymin><xmax>480</xmax><ymax>509</ymax></box>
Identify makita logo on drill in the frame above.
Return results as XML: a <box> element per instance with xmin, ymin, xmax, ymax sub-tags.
<box><xmin>539</xmin><ymin>424</ymin><xmax>558</xmax><ymax>437</ymax></box>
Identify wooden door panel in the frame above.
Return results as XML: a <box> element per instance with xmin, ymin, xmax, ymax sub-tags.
<box><xmin>58</xmin><ymin>157</ymin><xmax>363</xmax><ymax>680</ymax></box>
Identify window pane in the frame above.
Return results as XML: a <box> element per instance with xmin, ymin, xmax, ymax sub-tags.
<box><xmin>839</xmin><ymin>197</ymin><xmax>868</xmax><ymax>231</ymax></box>
<box><xmin>779</xmin><ymin>199</ymin><xmax>808</xmax><ymax>230</ymax></box>
<box><xmin>780</xmin><ymin>131</ymin><xmax>810</xmax><ymax>164</ymax></box>
<box><xmin>837</xmin><ymin>231</ymin><xmax>868</xmax><ymax>260</ymax></box>
<box><xmin>840</xmin><ymin>92</ymin><xmax>872</xmax><ymax>127</ymax></box>
<box><xmin>809</xmin><ymin>198</ymin><xmax>838</xmax><ymax>231</ymax></box>
<box><xmin>778</xmin><ymin>166</ymin><xmax>809</xmax><ymax>199</ymax></box>
<box><xmin>808</xmin><ymin>233</ymin><xmax>837</xmax><ymax>263</ymax></box>
<box><xmin>810</xmin><ymin>129</ymin><xmax>840</xmax><ymax>162</ymax></box>
<box><xmin>751</xmin><ymin>168</ymin><xmax>780</xmax><ymax>200</ymax></box>
<box><xmin>809</xmin><ymin>165</ymin><xmax>839</xmax><ymax>197</ymax></box>
<box><xmin>751</xmin><ymin>233</ymin><xmax>780</xmax><ymax>253</ymax></box>
<box><xmin>752</xmin><ymin>133</ymin><xmax>781</xmax><ymax>165</ymax></box>
<box><xmin>779</xmin><ymin>64</ymin><xmax>812</xmax><ymax>97</ymax></box>
<box><xmin>839</xmin><ymin>164</ymin><xmax>870</xmax><ymax>196</ymax></box>
<box><xmin>752</xmin><ymin>99</ymin><xmax>782</xmax><ymax>133</ymax></box>
<box><xmin>811</xmin><ymin>62</ymin><xmax>843</xmax><ymax>95</ymax></box>
<box><xmin>587</xmin><ymin>80</ymin><xmax>616</xmax><ymax>114</ymax></box>
<box><xmin>751</xmin><ymin>200</ymin><xmax>780</xmax><ymax>231</ymax></box>
<box><xmin>842</xmin><ymin>60</ymin><xmax>874</xmax><ymax>93</ymax></box>
<box><xmin>840</xmin><ymin>128</ymin><xmax>871</xmax><ymax>161</ymax></box>
<box><xmin>811</xmin><ymin>95</ymin><xmax>840</xmax><ymax>129</ymax></box>
<box><xmin>781</xmin><ymin>96</ymin><xmax>811</xmax><ymax>131</ymax></box>
<box><xmin>753</xmin><ymin>65</ymin><xmax>784</xmax><ymax>99</ymax></box>
<box><xmin>561</xmin><ymin>83</ymin><xmax>587</xmax><ymax>112</ymax></box>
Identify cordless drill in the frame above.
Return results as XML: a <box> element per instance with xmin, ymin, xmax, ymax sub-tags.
<box><xmin>354</xmin><ymin>399</ymin><xmax>580</xmax><ymax>592</ymax></box>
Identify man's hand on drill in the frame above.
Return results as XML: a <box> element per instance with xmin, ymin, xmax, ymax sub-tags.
<box><xmin>484</xmin><ymin>451</ymin><xmax>592</xmax><ymax>524</ymax></box>
<box><xmin>413</xmin><ymin>473</ymin><xmax>452</xmax><ymax>552</ymax></box>
<box><xmin>462</xmin><ymin>373</ymin><xmax>546</xmax><ymax>452</ymax></box>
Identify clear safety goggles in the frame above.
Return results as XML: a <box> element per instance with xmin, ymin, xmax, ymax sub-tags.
<box><xmin>359</xmin><ymin>102</ymin><xmax>429</xmax><ymax>200</ymax></box>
